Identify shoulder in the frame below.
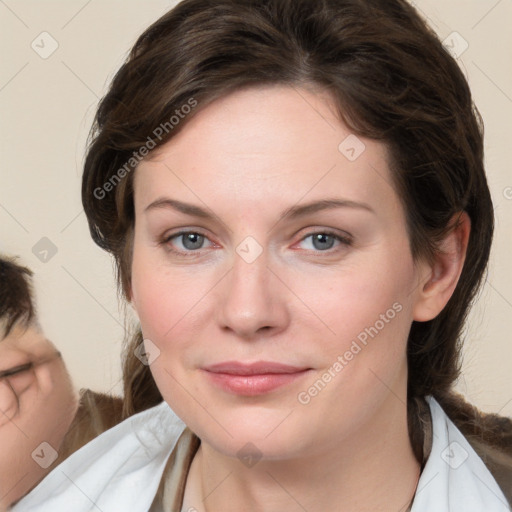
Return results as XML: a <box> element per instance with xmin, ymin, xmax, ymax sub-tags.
<box><xmin>466</xmin><ymin>434</ymin><xmax>512</xmax><ymax>505</ymax></box>
<box><xmin>11</xmin><ymin>398</ymin><xmax>187</xmax><ymax>512</ymax></box>
<box><xmin>423</xmin><ymin>396</ymin><xmax>512</xmax><ymax>510</ymax></box>
<box><xmin>430</xmin><ymin>392</ymin><xmax>512</xmax><ymax>506</ymax></box>
<box><xmin>59</xmin><ymin>388</ymin><xmax>125</xmax><ymax>460</ymax></box>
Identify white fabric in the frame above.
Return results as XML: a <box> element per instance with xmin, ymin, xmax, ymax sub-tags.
<box><xmin>10</xmin><ymin>401</ymin><xmax>186</xmax><ymax>512</ymax></box>
<box><xmin>411</xmin><ymin>396</ymin><xmax>510</xmax><ymax>511</ymax></box>
<box><xmin>11</xmin><ymin>397</ymin><xmax>510</xmax><ymax>511</ymax></box>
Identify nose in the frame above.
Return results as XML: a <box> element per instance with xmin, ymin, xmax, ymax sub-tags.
<box><xmin>216</xmin><ymin>248</ymin><xmax>290</xmax><ymax>340</ymax></box>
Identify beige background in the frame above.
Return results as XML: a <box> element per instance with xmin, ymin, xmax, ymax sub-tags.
<box><xmin>0</xmin><ymin>0</ymin><xmax>511</xmax><ymax>415</ymax></box>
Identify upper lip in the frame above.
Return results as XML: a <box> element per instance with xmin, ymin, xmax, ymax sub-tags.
<box><xmin>203</xmin><ymin>361</ymin><xmax>310</xmax><ymax>375</ymax></box>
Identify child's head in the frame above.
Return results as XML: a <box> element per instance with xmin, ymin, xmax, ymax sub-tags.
<box><xmin>0</xmin><ymin>256</ymin><xmax>77</xmax><ymax>509</ymax></box>
<box><xmin>0</xmin><ymin>256</ymin><xmax>37</xmax><ymax>340</ymax></box>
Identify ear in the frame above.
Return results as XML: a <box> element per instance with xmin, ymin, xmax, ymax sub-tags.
<box><xmin>413</xmin><ymin>211</ymin><xmax>471</xmax><ymax>322</ymax></box>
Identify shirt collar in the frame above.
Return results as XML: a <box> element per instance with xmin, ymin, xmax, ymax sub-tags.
<box><xmin>10</xmin><ymin>400</ymin><xmax>185</xmax><ymax>511</ymax></box>
<box><xmin>410</xmin><ymin>396</ymin><xmax>510</xmax><ymax>511</ymax></box>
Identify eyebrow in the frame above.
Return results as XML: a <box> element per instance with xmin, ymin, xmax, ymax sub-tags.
<box><xmin>144</xmin><ymin>197</ymin><xmax>375</xmax><ymax>220</ymax></box>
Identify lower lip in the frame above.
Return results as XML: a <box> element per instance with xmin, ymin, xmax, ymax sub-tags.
<box><xmin>203</xmin><ymin>370</ymin><xmax>311</xmax><ymax>396</ymax></box>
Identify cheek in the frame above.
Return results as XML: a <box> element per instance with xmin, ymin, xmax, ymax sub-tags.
<box><xmin>313</xmin><ymin>252</ymin><xmax>414</xmax><ymax>346</ymax></box>
<box><xmin>131</xmin><ymin>246</ymin><xmax>207</xmax><ymax>357</ymax></box>
<box><xmin>133</xmin><ymin>272</ymin><xmax>197</xmax><ymax>342</ymax></box>
<box><xmin>131</xmin><ymin>245</ymin><xmax>175</xmax><ymax>338</ymax></box>
<box><xmin>300</xmin><ymin>249</ymin><xmax>416</xmax><ymax>405</ymax></box>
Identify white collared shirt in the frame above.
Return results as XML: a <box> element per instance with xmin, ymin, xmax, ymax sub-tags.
<box><xmin>10</xmin><ymin>396</ymin><xmax>511</xmax><ymax>511</ymax></box>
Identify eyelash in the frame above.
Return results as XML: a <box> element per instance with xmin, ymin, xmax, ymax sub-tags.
<box><xmin>159</xmin><ymin>229</ymin><xmax>353</xmax><ymax>257</ymax></box>
<box><xmin>0</xmin><ymin>363</ymin><xmax>33</xmax><ymax>380</ymax></box>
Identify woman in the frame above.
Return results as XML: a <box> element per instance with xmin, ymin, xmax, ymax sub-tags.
<box><xmin>11</xmin><ymin>0</ymin><xmax>512</xmax><ymax>510</ymax></box>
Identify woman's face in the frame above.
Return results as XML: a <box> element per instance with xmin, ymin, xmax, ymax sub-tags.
<box><xmin>131</xmin><ymin>85</ymin><xmax>429</xmax><ymax>460</ymax></box>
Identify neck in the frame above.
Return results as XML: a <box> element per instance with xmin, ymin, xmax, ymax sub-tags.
<box><xmin>184</xmin><ymin>391</ymin><xmax>421</xmax><ymax>512</ymax></box>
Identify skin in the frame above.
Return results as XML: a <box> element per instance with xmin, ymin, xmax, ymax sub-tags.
<box><xmin>130</xmin><ymin>84</ymin><xmax>470</xmax><ymax>511</ymax></box>
<box><xmin>0</xmin><ymin>324</ymin><xmax>78</xmax><ymax>511</ymax></box>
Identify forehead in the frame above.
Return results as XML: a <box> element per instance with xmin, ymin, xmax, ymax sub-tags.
<box><xmin>1</xmin><ymin>322</ymin><xmax>40</xmax><ymax>345</ymax></box>
<box><xmin>134</xmin><ymin>84</ymin><xmax>399</xmax><ymax>219</ymax></box>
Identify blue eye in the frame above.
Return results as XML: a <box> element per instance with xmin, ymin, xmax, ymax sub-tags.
<box><xmin>166</xmin><ymin>231</ymin><xmax>212</xmax><ymax>253</ymax></box>
<box><xmin>298</xmin><ymin>231</ymin><xmax>352</xmax><ymax>252</ymax></box>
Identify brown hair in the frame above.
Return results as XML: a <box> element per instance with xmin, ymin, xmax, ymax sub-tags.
<box><xmin>58</xmin><ymin>388</ymin><xmax>124</xmax><ymax>460</ymax></box>
<box><xmin>0</xmin><ymin>256</ymin><xmax>36</xmax><ymax>339</ymax></box>
<box><xmin>81</xmin><ymin>0</ymin><xmax>511</xmax><ymax>456</ymax></box>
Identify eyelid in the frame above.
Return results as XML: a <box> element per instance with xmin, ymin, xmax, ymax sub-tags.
<box><xmin>0</xmin><ymin>363</ymin><xmax>33</xmax><ymax>379</ymax></box>
<box><xmin>0</xmin><ymin>352</ymin><xmax>61</xmax><ymax>379</ymax></box>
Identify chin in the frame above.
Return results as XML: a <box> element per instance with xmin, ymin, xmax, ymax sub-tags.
<box><xmin>183</xmin><ymin>402</ymin><xmax>312</xmax><ymax>460</ymax></box>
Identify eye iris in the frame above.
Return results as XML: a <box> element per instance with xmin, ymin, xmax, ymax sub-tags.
<box><xmin>182</xmin><ymin>233</ymin><xmax>204</xmax><ymax>250</ymax></box>
<box><xmin>312</xmin><ymin>233</ymin><xmax>335</xmax><ymax>250</ymax></box>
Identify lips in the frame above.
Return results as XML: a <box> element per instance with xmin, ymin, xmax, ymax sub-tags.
<box><xmin>202</xmin><ymin>361</ymin><xmax>312</xmax><ymax>396</ymax></box>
